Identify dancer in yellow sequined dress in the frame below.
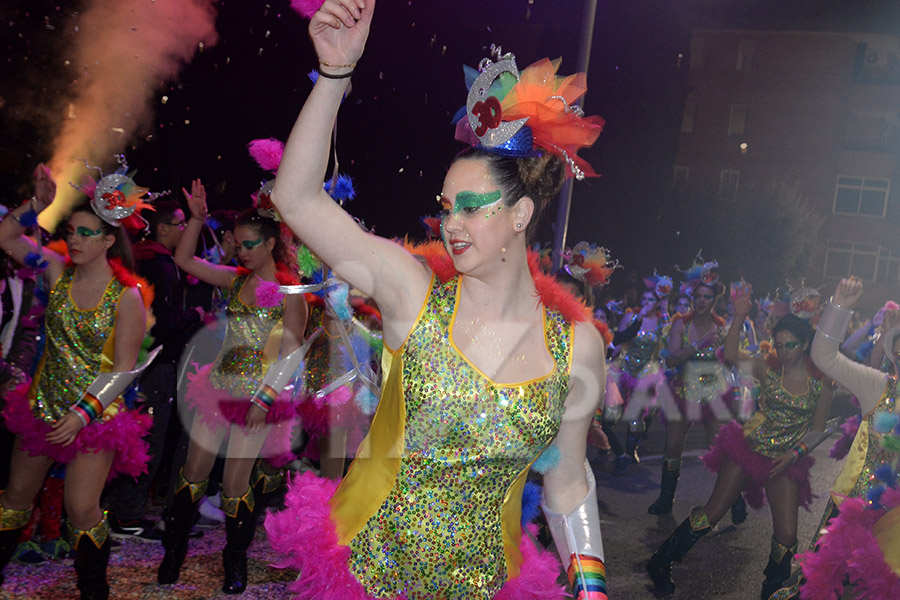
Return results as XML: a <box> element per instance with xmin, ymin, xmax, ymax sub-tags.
<box><xmin>157</xmin><ymin>179</ymin><xmax>307</xmax><ymax>593</ymax></box>
<box><xmin>0</xmin><ymin>165</ymin><xmax>151</xmax><ymax>599</ymax></box>
<box><xmin>648</xmin><ymin>289</ymin><xmax>833</xmax><ymax>598</ymax></box>
<box><xmin>263</xmin><ymin>2</ymin><xmax>609</xmax><ymax>598</ymax></box>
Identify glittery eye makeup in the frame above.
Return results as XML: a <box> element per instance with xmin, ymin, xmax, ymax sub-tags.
<box><xmin>239</xmin><ymin>238</ymin><xmax>264</xmax><ymax>250</ymax></box>
<box><xmin>454</xmin><ymin>190</ymin><xmax>502</xmax><ymax>214</ymax></box>
<box><xmin>65</xmin><ymin>225</ymin><xmax>104</xmax><ymax>239</ymax></box>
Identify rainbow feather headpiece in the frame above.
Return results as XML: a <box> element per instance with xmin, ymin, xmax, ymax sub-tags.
<box><xmin>643</xmin><ymin>271</ymin><xmax>673</xmax><ymax>298</ymax></box>
<box><xmin>562</xmin><ymin>242</ymin><xmax>616</xmax><ymax>287</ymax></box>
<box><xmin>452</xmin><ymin>46</ymin><xmax>605</xmax><ymax>180</ymax></box>
<box><xmin>71</xmin><ymin>155</ymin><xmax>163</xmax><ymax>230</ymax></box>
<box><xmin>677</xmin><ymin>251</ymin><xmax>719</xmax><ymax>293</ymax></box>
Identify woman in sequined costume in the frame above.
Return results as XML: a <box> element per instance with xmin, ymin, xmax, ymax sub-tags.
<box><xmin>0</xmin><ymin>165</ymin><xmax>150</xmax><ymax>599</ymax></box>
<box><xmin>607</xmin><ymin>285</ymin><xmax>669</xmax><ymax>475</ymax></box>
<box><xmin>766</xmin><ymin>277</ymin><xmax>900</xmax><ymax>600</ymax></box>
<box><xmin>648</xmin><ymin>290</ymin><xmax>833</xmax><ymax>599</ymax></box>
<box><xmin>158</xmin><ymin>179</ymin><xmax>307</xmax><ymax>593</ymax></box>
<box><xmin>263</xmin><ymin>3</ymin><xmax>608</xmax><ymax>599</ymax></box>
<box><xmin>648</xmin><ymin>280</ymin><xmax>732</xmax><ymax>515</ymax></box>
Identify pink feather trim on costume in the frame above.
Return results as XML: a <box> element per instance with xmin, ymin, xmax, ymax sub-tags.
<box><xmin>255</xmin><ymin>278</ymin><xmax>284</xmax><ymax>308</ymax></box>
<box><xmin>2</xmin><ymin>383</ymin><xmax>152</xmax><ymax>482</ymax></box>
<box><xmin>248</xmin><ymin>138</ymin><xmax>285</xmax><ymax>173</ymax></box>
<box><xmin>290</xmin><ymin>0</ymin><xmax>326</xmax><ymax>19</ymax></box>
<box><xmin>266</xmin><ymin>473</ymin><xmax>567</xmax><ymax>600</ymax></box>
<box><xmin>829</xmin><ymin>413</ymin><xmax>860</xmax><ymax>460</ymax></box>
<box><xmin>184</xmin><ymin>363</ymin><xmax>299</xmax><ymax>468</ymax></box>
<box><xmin>799</xmin><ymin>487</ymin><xmax>900</xmax><ymax>600</ymax></box>
<box><xmin>702</xmin><ymin>420</ymin><xmax>815</xmax><ymax>510</ymax></box>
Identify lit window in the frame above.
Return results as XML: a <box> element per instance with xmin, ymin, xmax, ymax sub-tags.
<box><xmin>877</xmin><ymin>247</ymin><xmax>900</xmax><ymax>284</ymax></box>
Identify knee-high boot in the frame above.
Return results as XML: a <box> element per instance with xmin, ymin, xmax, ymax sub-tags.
<box><xmin>648</xmin><ymin>457</ymin><xmax>681</xmax><ymax>515</ymax></box>
<box><xmin>647</xmin><ymin>506</ymin><xmax>712</xmax><ymax>594</ymax></box>
<box><xmin>0</xmin><ymin>499</ymin><xmax>32</xmax><ymax>586</ymax></box>
<box><xmin>760</xmin><ymin>537</ymin><xmax>797</xmax><ymax>600</ymax></box>
<box><xmin>221</xmin><ymin>487</ymin><xmax>256</xmax><ymax>594</ymax></box>
<box><xmin>250</xmin><ymin>462</ymin><xmax>284</xmax><ymax>517</ymax></box>
<box><xmin>69</xmin><ymin>513</ymin><xmax>112</xmax><ymax>600</ymax></box>
<box><xmin>158</xmin><ymin>471</ymin><xmax>207</xmax><ymax>585</ymax></box>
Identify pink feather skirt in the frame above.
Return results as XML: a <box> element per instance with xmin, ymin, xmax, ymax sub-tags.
<box><xmin>2</xmin><ymin>382</ymin><xmax>152</xmax><ymax>482</ymax></box>
<box><xmin>702</xmin><ymin>420</ymin><xmax>815</xmax><ymax>510</ymax></box>
<box><xmin>264</xmin><ymin>472</ymin><xmax>569</xmax><ymax>600</ymax></box>
<box><xmin>184</xmin><ymin>363</ymin><xmax>299</xmax><ymax>468</ymax></box>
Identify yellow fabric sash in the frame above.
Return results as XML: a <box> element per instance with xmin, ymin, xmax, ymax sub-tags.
<box><xmin>831</xmin><ymin>414</ymin><xmax>873</xmax><ymax>505</ymax></box>
<box><xmin>329</xmin><ymin>348</ymin><xmax>406</xmax><ymax>544</ymax></box>
<box><xmin>874</xmin><ymin>504</ymin><xmax>900</xmax><ymax>576</ymax></box>
<box><xmin>262</xmin><ymin>323</ymin><xmax>284</xmax><ymax>374</ymax></box>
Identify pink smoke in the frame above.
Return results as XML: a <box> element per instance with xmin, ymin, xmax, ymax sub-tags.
<box><xmin>42</xmin><ymin>0</ymin><xmax>219</xmax><ymax>229</ymax></box>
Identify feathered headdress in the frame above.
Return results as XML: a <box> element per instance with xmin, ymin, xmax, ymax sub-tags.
<box><xmin>71</xmin><ymin>155</ymin><xmax>165</xmax><ymax>233</ymax></box>
<box><xmin>677</xmin><ymin>251</ymin><xmax>719</xmax><ymax>293</ymax></box>
<box><xmin>451</xmin><ymin>46</ymin><xmax>605</xmax><ymax>180</ymax></box>
<box><xmin>561</xmin><ymin>242</ymin><xmax>616</xmax><ymax>287</ymax></box>
<box><xmin>786</xmin><ymin>281</ymin><xmax>821</xmax><ymax>321</ymax></box>
<box><xmin>643</xmin><ymin>271</ymin><xmax>673</xmax><ymax>298</ymax></box>
<box><xmin>248</xmin><ymin>137</ymin><xmax>356</xmax><ymax>221</ymax></box>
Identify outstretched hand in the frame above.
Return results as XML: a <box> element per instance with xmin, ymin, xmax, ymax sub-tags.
<box><xmin>33</xmin><ymin>163</ymin><xmax>56</xmax><ymax>210</ymax></box>
<box><xmin>310</xmin><ymin>0</ymin><xmax>375</xmax><ymax>71</ymax></box>
<box><xmin>833</xmin><ymin>277</ymin><xmax>863</xmax><ymax>310</ymax></box>
<box><xmin>733</xmin><ymin>290</ymin><xmax>752</xmax><ymax>318</ymax></box>
<box><xmin>182</xmin><ymin>179</ymin><xmax>207</xmax><ymax>220</ymax></box>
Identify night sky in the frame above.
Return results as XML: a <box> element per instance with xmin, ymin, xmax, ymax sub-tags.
<box><xmin>3</xmin><ymin>0</ymin><xmax>899</xmax><ymax>285</ymax></box>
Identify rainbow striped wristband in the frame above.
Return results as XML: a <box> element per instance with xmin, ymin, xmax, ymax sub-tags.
<box><xmin>70</xmin><ymin>393</ymin><xmax>104</xmax><ymax>425</ymax></box>
<box><xmin>567</xmin><ymin>553</ymin><xmax>608</xmax><ymax>600</ymax></box>
<box><xmin>250</xmin><ymin>385</ymin><xmax>276</xmax><ymax>413</ymax></box>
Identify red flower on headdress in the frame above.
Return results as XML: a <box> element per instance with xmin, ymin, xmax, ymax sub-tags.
<box><xmin>102</xmin><ymin>190</ymin><xmax>127</xmax><ymax>209</ymax></box>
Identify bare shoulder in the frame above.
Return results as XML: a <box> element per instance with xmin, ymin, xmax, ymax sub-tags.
<box><xmin>572</xmin><ymin>319</ymin><xmax>606</xmax><ymax>366</ymax></box>
<box><xmin>118</xmin><ymin>286</ymin><xmax>145</xmax><ymax>315</ymax></box>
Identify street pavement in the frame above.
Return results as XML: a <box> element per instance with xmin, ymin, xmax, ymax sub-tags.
<box><xmin>591</xmin><ymin>417</ymin><xmax>845</xmax><ymax>600</ymax></box>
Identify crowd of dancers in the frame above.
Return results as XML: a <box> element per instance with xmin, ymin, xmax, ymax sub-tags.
<box><xmin>0</xmin><ymin>1</ymin><xmax>898</xmax><ymax>599</ymax></box>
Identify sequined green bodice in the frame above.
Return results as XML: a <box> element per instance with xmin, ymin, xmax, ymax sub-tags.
<box><xmin>348</xmin><ymin>276</ymin><xmax>572</xmax><ymax>599</ymax></box>
<box><xmin>620</xmin><ymin>328</ymin><xmax>662</xmax><ymax>377</ymax></box>
<box><xmin>745</xmin><ymin>370</ymin><xmax>821</xmax><ymax>458</ymax></box>
<box><xmin>208</xmin><ymin>275</ymin><xmax>284</xmax><ymax>397</ymax></box>
<box><xmin>31</xmin><ymin>267</ymin><xmax>125</xmax><ymax>422</ymax></box>
<box><xmin>673</xmin><ymin>320</ymin><xmax>728</xmax><ymax>403</ymax></box>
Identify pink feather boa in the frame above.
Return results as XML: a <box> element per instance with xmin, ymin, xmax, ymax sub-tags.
<box><xmin>184</xmin><ymin>363</ymin><xmax>299</xmax><ymax>468</ymax></box>
<box><xmin>702</xmin><ymin>420</ymin><xmax>815</xmax><ymax>510</ymax></box>
<box><xmin>265</xmin><ymin>472</ymin><xmax>567</xmax><ymax>600</ymax></box>
<box><xmin>290</xmin><ymin>0</ymin><xmax>326</xmax><ymax>19</ymax></box>
<box><xmin>799</xmin><ymin>487</ymin><xmax>900</xmax><ymax>600</ymax></box>
<box><xmin>2</xmin><ymin>383</ymin><xmax>152</xmax><ymax>482</ymax></box>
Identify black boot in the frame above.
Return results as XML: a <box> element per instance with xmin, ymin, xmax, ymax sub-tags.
<box><xmin>647</xmin><ymin>506</ymin><xmax>712</xmax><ymax>594</ymax></box>
<box><xmin>648</xmin><ymin>458</ymin><xmax>681</xmax><ymax>515</ymax></box>
<box><xmin>731</xmin><ymin>494</ymin><xmax>748</xmax><ymax>525</ymax></box>
<box><xmin>250</xmin><ymin>461</ymin><xmax>284</xmax><ymax>517</ymax></box>
<box><xmin>158</xmin><ymin>471</ymin><xmax>207</xmax><ymax>585</ymax></box>
<box><xmin>760</xmin><ymin>538</ymin><xmax>796</xmax><ymax>600</ymax></box>
<box><xmin>222</xmin><ymin>487</ymin><xmax>256</xmax><ymax>594</ymax></box>
<box><xmin>70</xmin><ymin>514</ymin><xmax>112</xmax><ymax>600</ymax></box>
<box><xmin>0</xmin><ymin>500</ymin><xmax>32</xmax><ymax>586</ymax></box>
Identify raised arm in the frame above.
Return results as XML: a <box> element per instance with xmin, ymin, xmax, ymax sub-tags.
<box><xmin>270</xmin><ymin>0</ymin><xmax>430</xmax><ymax>346</ymax></box>
<box><xmin>723</xmin><ymin>290</ymin><xmax>766</xmax><ymax>380</ymax></box>
<box><xmin>173</xmin><ymin>179</ymin><xmax>236</xmax><ymax>289</ymax></box>
<box><xmin>811</xmin><ymin>278</ymin><xmax>887</xmax><ymax>415</ymax></box>
<box><xmin>0</xmin><ymin>164</ymin><xmax>66</xmax><ymax>285</ymax></box>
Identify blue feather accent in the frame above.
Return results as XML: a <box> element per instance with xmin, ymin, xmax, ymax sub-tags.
<box><xmin>450</xmin><ymin>105</ymin><xmax>468</xmax><ymax>125</ymax></box>
<box><xmin>520</xmin><ymin>481</ymin><xmax>543</xmax><ymax>525</ymax></box>
<box><xmin>324</xmin><ymin>174</ymin><xmax>356</xmax><ymax>202</ymax></box>
<box><xmin>855</xmin><ymin>339</ymin><xmax>875</xmax><ymax>362</ymax></box>
<box><xmin>354</xmin><ymin>386</ymin><xmax>378</xmax><ymax>415</ymax></box>
<box><xmin>205</xmin><ymin>216</ymin><xmax>221</xmax><ymax>232</ymax></box>
<box><xmin>18</xmin><ymin>208</ymin><xmax>38</xmax><ymax>228</ymax></box>
<box><xmin>873</xmin><ymin>411</ymin><xmax>900</xmax><ymax>435</ymax></box>
<box><xmin>24</xmin><ymin>252</ymin><xmax>48</xmax><ymax>270</ymax></box>
<box><xmin>327</xmin><ymin>282</ymin><xmax>351</xmax><ymax>321</ymax></box>
<box><xmin>875</xmin><ymin>464</ymin><xmax>898</xmax><ymax>487</ymax></box>
<box><xmin>531</xmin><ymin>445</ymin><xmax>561</xmax><ymax>474</ymax></box>
<box><xmin>123</xmin><ymin>383</ymin><xmax>139</xmax><ymax>410</ymax></box>
<box><xmin>866</xmin><ymin>485</ymin><xmax>885</xmax><ymax>508</ymax></box>
<box><xmin>308</xmin><ymin>70</ymin><xmax>319</xmax><ymax>85</ymax></box>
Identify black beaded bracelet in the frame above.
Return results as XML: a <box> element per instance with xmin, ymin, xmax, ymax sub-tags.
<box><xmin>318</xmin><ymin>68</ymin><xmax>354</xmax><ymax>80</ymax></box>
